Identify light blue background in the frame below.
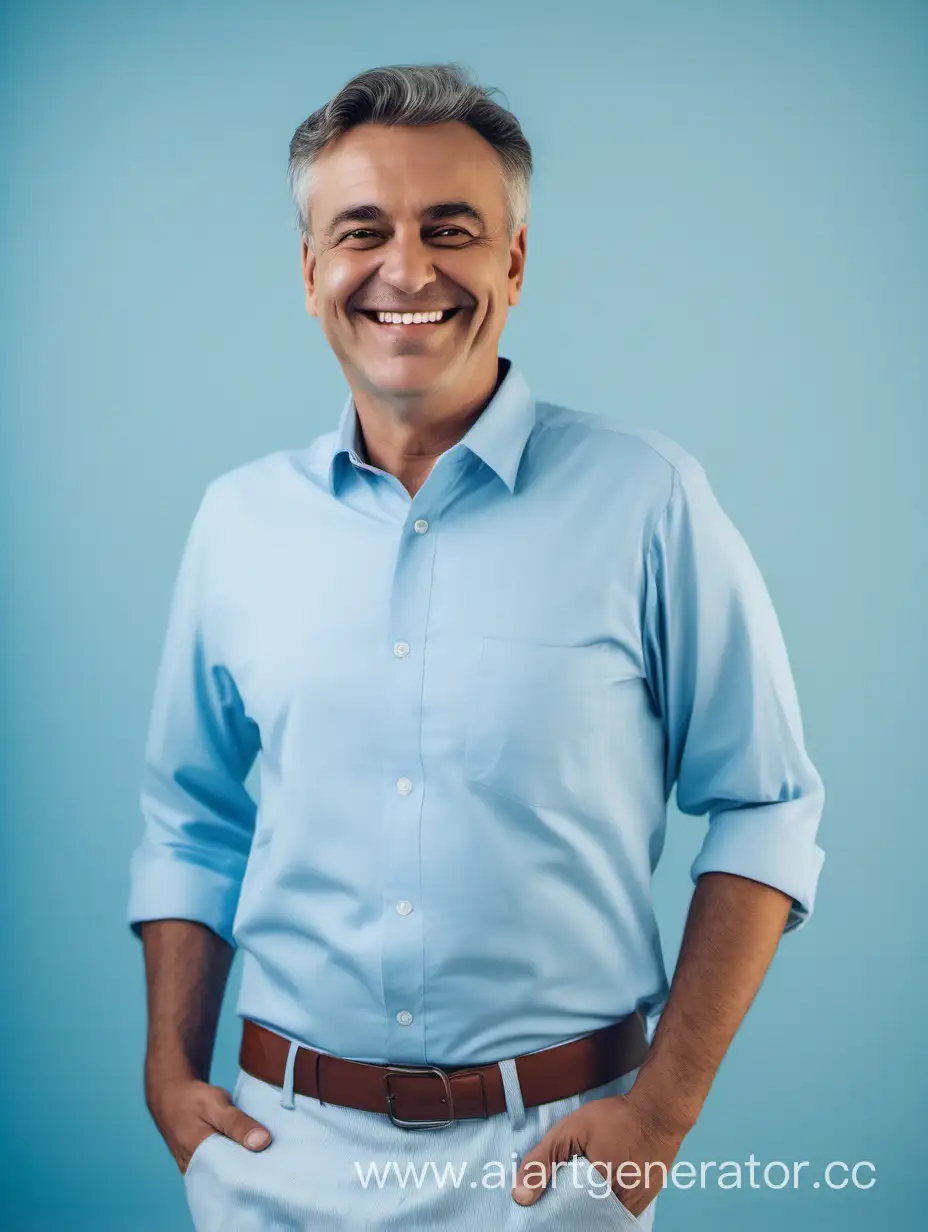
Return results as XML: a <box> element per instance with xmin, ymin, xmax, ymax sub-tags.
<box><xmin>2</xmin><ymin>1</ymin><xmax>924</xmax><ymax>1228</ymax></box>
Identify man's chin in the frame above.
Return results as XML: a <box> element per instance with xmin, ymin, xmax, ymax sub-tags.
<box><xmin>354</xmin><ymin>353</ymin><xmax>456</xmax><ymax>399</ymax></box>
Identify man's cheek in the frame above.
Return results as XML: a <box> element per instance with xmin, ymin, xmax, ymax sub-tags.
<box><xmin>324</xmin><ymin>259</ymin><xmax>369</xmax><ymax>315</ymax></box>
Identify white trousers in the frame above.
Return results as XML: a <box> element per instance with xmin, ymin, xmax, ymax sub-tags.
<box><xmin>184</xmin><ymin>1043</ymin><xmax>659</xmax><ymax>1231</ymax></box>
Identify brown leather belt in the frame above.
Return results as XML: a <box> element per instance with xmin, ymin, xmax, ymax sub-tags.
<box><xmin>239</xmin><ymin>1012</ymin><xmax>649</xmax><ymax>1129</ymax></box>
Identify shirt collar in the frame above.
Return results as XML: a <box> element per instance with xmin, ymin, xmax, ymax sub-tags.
<box><xmin>326</xmin><ymin>358</ymin><xmax>536</xmax><ymax>497</ymax></box>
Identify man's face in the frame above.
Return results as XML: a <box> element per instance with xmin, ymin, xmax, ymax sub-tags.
<box><xmin>301</xmin><ymin>121</ymin><xmax>526</xmax><ymax>402</ymax></box>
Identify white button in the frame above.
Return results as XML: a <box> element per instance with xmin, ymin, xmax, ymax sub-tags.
<box><xmin>393</xmin><ymin>641</ymin><xmax>410</xmax><ymax>658</ymax></box>
<box><xmin>395</xmin><ymin>900</ymin><xmax>413</xmax><ymax>916</ymax></box>
<box><xmin>396</xmin><ymin>777</ymin><xmax>413</xmax><ymax>795</ymax></box>
<box><xmin>413</xmin><ymin>519</ymin><xmax>429</xmax><ymax>534</ymax></box>
<box><xmin>396</xmin><ymin>1010</ymin><xmax>414</xmax><ymax>1026</ymax></box>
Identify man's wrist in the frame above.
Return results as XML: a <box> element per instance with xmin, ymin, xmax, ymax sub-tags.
<box><xmin>144</xmin><ymin>1047</ymin><xmax>206</xmax><ymax>1092</ymax></box>
<box><xmin>625</xmin><ymin>1060</ymin><xmax>709</xmax><ymax>1137</ymax></box>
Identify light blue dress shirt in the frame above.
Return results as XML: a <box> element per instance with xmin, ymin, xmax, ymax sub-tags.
<box><xmin>127</xmin><ymin>358</ymin><xmax>825</xmax><ymax>1067</ymax></box>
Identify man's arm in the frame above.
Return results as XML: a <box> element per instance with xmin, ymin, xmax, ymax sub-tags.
<box><xmin>627</xmin><ymin>870</ymin><xmax>792</xmax><ymax>1135</ymax></box>
<box><xmin>128</xmin><ymin>484</ymin><xmax>271</xmax><ymax>1171</ymax></box>
<box><xmin>629</xmin><ymin>443</ymin><xmax>826</xmax><ymax>1125</ymax></box>
<box><xmin>140</xmin><ymin>919</ymin><xmax>234</xmax><ymax>1091</ymax></box>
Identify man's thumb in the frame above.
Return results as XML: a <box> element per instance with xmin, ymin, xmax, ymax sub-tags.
<box><xmin>221</xmin><ymin>1105</ymin><xmax>272</xmax><ymax>1151</ymax></box>
<box><xmin>206</xmin><ymin>1081</ymin><xmax>272</xmax><ymax>1151</ymax></box>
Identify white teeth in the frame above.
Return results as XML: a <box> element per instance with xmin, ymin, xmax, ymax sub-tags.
<box><xmin>375</xmin><ymin>309</ymin><xmax>449</xmax><ymax>324</ymax></box>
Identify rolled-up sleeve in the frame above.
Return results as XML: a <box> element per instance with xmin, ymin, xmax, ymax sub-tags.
<box><xmin>642</xmin><ymin>452</ymin><xmax>825</xmax><ymax>933</ymax></box>
<box><xmin>127</xmin><ymin>482</ymin><xmax>260</xmax><ymax>947</ymax></box>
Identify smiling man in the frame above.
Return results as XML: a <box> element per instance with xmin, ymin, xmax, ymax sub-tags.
<box><xmin>128</xmin><ymin>64</ymin><xmax>826</xmax><ymax>1231</ymax></box>
<box><xmin>301</xmin><ymin>115</ymin><xmax>527</xmax><ymax>495</ymax></box>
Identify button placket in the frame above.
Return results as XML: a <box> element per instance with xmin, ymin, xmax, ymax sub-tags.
<box><xmin>379</xmin><ymin>504</ymin><xmax>446</xmax><ymax>1057</ymax></box>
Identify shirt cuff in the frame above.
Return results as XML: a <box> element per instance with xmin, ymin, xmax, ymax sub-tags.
<box><xmin>127</xmin><ymin>846</ymin><xmax>244</xmax><ymax>947</ymax></box>
<box><xmin>689</xmin><ymin>796</ymin><xmax>826</xmax><ymax>933</ymax></box>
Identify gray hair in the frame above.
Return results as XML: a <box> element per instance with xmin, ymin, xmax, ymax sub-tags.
<box><xmin>288</xmin><ymin>63</ymin><xmax>532</xmax><ymax>245</ymax></box>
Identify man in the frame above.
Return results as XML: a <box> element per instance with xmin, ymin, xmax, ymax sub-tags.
<box><xmin>127</xmin><ymin>63</ymin><xmax>825</xmax><ymax>1230</ymax></box>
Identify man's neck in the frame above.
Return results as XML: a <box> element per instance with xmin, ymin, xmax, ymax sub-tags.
<box><xmin>351</xmin><ymin>360</ymin><xmax>505</xmax><ymax>498</ymax></box>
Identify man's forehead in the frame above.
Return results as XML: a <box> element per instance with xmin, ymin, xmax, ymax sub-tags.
<box><xmin>310</xmin><ymin>122</ymin><xmax>507</xmax><ymax>216</ymax></box>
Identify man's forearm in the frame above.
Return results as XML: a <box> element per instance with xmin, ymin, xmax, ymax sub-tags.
<box><xmin>140</xmin><ymin>919</ymin><xmax>235</xmax><ymax>1090</ymax></box>
<box><xmin>627</xmin><ymin>870</ymin><xmax>793</xmax><ymax>1134</ymax></box>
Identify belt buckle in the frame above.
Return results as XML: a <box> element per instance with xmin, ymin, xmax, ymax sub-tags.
<box><xmin>382</xmin><ymin>1065</ymin><xmax>455</xmax><ymax>1130</ymax></box>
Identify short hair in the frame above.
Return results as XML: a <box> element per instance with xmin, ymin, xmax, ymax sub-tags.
<box><xmin>288</xmin><ymin>63</ymin><xmax>532</xmax><ymax>244</ymax></box>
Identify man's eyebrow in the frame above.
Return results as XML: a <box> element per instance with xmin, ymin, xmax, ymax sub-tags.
<box><xmin>323</xmin><ymin>204</ymin><xmax>387</xmax><ymax>238</ymax></box>
<box><xmin>323</xmin><ymin>200</ymin><xmax>488</xmax><ymax>239</ymax></box>
<box><xmin>422</xmin><ymin>201</ymin><xmax>487</xmax><ymax>228</ymax></box>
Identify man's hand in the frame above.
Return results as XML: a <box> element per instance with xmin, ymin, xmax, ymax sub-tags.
<box><xmin>510</xmin><ymin>1092</ymin><xmax>687</xmax><ymax>1216</ymax></box>
<box><xmin>146</xmin><ymin>1073</ymin><xmax>274</xmax><ymax>1176</ymax></box>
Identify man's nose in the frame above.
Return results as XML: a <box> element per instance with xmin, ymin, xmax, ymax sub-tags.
<box><xmin>377</xmin><ymin>234</ymin><xmax>438</xmax><ymax>296</ymax></box>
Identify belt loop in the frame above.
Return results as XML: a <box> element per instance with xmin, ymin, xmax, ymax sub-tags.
<box><xmin>315</xmin><ymin>1051</ymin><xmax>326</xmax><ymax>1107</ymax></box>
<box><xmin>498</xmin><ymin>1058</ymin><xmax>526</xmax><ymax>1131</ymax></box>
<box><xmin>280</xmin><ymin>1039</ymin><xmax>300</xmax><ymax>1110</ymax></box>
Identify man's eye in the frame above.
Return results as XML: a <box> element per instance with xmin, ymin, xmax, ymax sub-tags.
<box><xmin>338</xmin><ymin>226</ymin><xmax>470</xmax><ymax>244</ymax></box>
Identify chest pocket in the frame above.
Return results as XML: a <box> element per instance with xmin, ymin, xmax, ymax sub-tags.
<box><xmin>463</xmin><ymin>637</ymin><xmax>632</xmax><ymax>811</ymax></box>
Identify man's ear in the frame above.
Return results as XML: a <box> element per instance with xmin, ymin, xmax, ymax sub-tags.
<box><xmin>301</xmin><ymin>235</ymin><xmax>319</xmax><ymax>317</ymax></box>
<box><xmin>508</xmin><ymin>224</ymin><xmax>527</xmax><ymax>307</ymax></box>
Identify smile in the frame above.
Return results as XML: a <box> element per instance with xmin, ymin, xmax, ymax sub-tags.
<box><xmin>357</xmin><ymin>307</ymin><xmax>464</xmax><ymax>326</ymax></box>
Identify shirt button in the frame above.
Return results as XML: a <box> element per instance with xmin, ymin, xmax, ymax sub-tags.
<box><xmin>396</xmin><ymin>1010</ymin><xmax>414</xmax><ymax>1026</ymax></box>
<box><xmin>395</xmin><ymin>900</ymin><xmax>413</xmax><ymax>916</ymax></box>
<box><xmin>393</xmin><ymin>641</ymin><xmax>410</xmax><ymax>658</ymax></box>
<box><xmin>413</xmin><ymin>519</ymin><xmax>429</xmax><ymax>534</ymax></box>
<box><xmin>396</xmin><ymin>777</ymin><xmax>413</xmax><ymax>795</ymax></box>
